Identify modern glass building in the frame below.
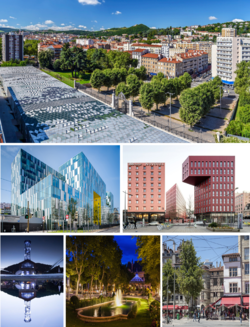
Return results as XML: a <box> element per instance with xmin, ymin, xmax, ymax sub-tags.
<box><xmin>11</xmin><ymin>149</ymin><xmax>111</xmax><ymax>228</ymax></box>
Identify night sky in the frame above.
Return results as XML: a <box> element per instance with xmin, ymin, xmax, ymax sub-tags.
<box><xmin>1</xmin><ymin>236</ymin><xmax>63</xmax><ymax>268</ymax></box>
<box><xmin>114</xmin><ymin>236</ymin><xmax>139</xmax><ymax>265</ymax></box>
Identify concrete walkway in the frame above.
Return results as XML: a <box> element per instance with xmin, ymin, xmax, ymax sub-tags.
<box><xmin>0</xmin><ymin>87</ymin><xmax>22</xmax><ymax>142</ymax></box>
<box><xmin>162</xmin><ymin>317</ymin><xmax>248</xmax><ymax>326</ymax></box>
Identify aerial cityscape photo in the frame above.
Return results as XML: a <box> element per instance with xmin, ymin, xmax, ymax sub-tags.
<box><xmin>0</xmin><ymin>235</ymin><xmax>64</xmax><ymax>327</ymax></box>
<box><xmin>0</xmin><ymin>145</ymin><xmax>120</xmax><ymax>233</ymax></box>
<box><xmin>0</xmin><ymin>2</ymin><xmax>250</xmax><ymax>143</ymax></box>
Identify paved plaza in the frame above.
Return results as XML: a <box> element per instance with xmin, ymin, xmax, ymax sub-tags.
<box><xmin>123</xmin><ymin>224</ymin><xmax>250</xmax><ymax>233</ymax></box>
<box><xmin>0</xmin><ymin>66</ymin><xmax>188</xmax><ymax>143</ymax></box>
<box><xmin>162</xmin><ymin>317</ymin><xmax>248</xmax><ymax>326</ymax></box>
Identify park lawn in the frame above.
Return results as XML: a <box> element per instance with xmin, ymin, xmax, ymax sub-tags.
<box><xmin>66</xmin><ymin>298</ymin><xmax>152</xmax><ymax>327</ymax></box>
<box><xmin>48</xmin><ymin>230</ymin><xmax>95</xmax><ymax>233</ymax></box>
<box><xmin>55</xmin><ymin>71</ymin><xmax>91</xmax><ymax>84</ymax></box>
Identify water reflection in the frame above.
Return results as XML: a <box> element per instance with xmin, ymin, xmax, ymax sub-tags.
<box><xmin>1</xmin><ymin>279</ymin><xmax>63</xmax><ymax>326</ymax></box>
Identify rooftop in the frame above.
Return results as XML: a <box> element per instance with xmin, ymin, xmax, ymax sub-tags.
<box><xmin>0</xmin><ymin>67</ymin><xmax>188</xmax><ymax>144</ymax></box>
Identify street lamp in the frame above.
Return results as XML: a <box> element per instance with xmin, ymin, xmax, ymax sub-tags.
<box><xmin>123</xmin><ymin>191</ymin><xmax>133</xmax><ymax>225</ymax></box>
<box><xmin>163</xmin><ymin>239</ymin><xmax>177</xmax><ymax>322</ymax></box>
<box><xmin>218</xmin><ymin>86</ymin><xmax>223</xmax><ymax>111</ymax></box>
<box><xmin>166</xmin><ymin>92</ymin><xmax>174</xmax><ymax>129</ymax></box>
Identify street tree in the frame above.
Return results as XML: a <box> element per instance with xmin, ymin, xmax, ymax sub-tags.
<box><xmin>111</xmin><ymin>68</ymin><xmax>122</xmax><ymax>89</ymax></box>
<box><xmin>139</xmin><ymin>83</ymin><xmax>155</xmax><ymax>113</ymax></box>
<box><xmin>177</xmin><ymin>240</ymin><xmax>203</xmax><ymax>308</ymax></box>
<box><xmin>103</xmin><ymin>69</ymin><xmax>113</xmax><ymax>91</ymax></box>
<box><xmin>151</xmin><ymin>79</ymin><xmax>166</xmax><ymax>110</ymax></box>
<box><xmin>234</xmin><ymin>61</ymin><xmax>250</xmax><ymax>94</ymax></box>
<box><xmin>179</xmin><ymin>72</ymin><xmax>192</xmax><ymax>91</ymax></box>
<box><xmin>179</xmin><ymin>88</ymin><xmax>203</xmax><ymax>127</ymax></box>
<box><xmin>38</xmin><ymin>49</ymin><xmax>54</xmax><ymax>68</ymax></box>
<box><xmin>115</xmin><ymin>82</ymin><xmax>130</xmax><ymax>99</ymax></box>
<box><xmin>126</xmin><ymin>74</ymin><xmax>142</xmax><ymax>101</ymax></box>
<box><xmin>90</xmin><ymin>69</ymin><xmax>105</xmax><ymax>92</ymax></box>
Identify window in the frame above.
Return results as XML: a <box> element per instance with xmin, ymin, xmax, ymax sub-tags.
<box><xmin>151</xmin><ymin>166</ymin><xmax>153</xmax><ymax>170</ymax></box>
<box><xmin>220</xmin><ymin>278</ymin><xmax>223</xmax><ymax>286</ymax></box>
<box><xmin>136</xmin><ymin>172</ymin><xmax>138</xmax><ymax>175</ymax></box>
<box><xmin>213</xmin><ymin>279</ymin><xmax>217</xmax><ymax>286</ymax></box>
<box><xmin>230</xmin><ymin>283</ymin><xmax>238</xmax><ymax>293</ymax></box>
<box><xmin>129</xmin><ymin>172</ymin><xmax>131</xmax><ymax>175</ymax></box>
<box><xmin>245</xmin><ymin>263</ymin><xmax>249</xmax><ymax>275</ymax></box>
<box><xmin>245</xmin><ymin>283</ymin><xmax>249</xmax><ymax>294</ymax></box>
<box><xmin>151</xmin><ymin>172</ymin><xmax>153</xmax><ymax>175</ymax></box>
<box><xmin>245</xmin><ymin>248</ymin><xmax>249</xmax><ymax>260</ymax></box>
<box><xmin>229</xmin><ymin>267</ymin><xmax>237</xmax><ymax>277</ymax></box>
<box><xmin>129</xmin><ymin>166</ymin><xmax>131</xmax><ymax>170</ymax></box>
<box><xmin>136</xmin><ymin>166</ymin><xmax>138</xmax><ymax>170</ymax></box>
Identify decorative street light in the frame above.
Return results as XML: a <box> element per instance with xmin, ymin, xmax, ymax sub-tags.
<box><xmin>166</xmin><ymin>92</ymin><xmax>174</xmax><ymax>129</ymax></box>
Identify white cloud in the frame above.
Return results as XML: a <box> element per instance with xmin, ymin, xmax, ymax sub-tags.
<box><xmin>112</xmin><ymin>11</ymin><xmax>121</xmax><ymax>15</ymax></box>
<box><xmin>100</xmin><ymin>27</ymin><xmax>105</xmax><ymax>30</ymax></box>
<box><xmin>78</xmin><ymin>0</ymin><xmax>101</xmax><ymax>5</ymax></box>
<box><xmin>91</xmin><ymin>27</ymin><xmax>94</xmax><ymax>29</ymax></box>
<box><xmin>209</xmin><ymin>16</ymin><xmax>217</xmax><ymax>20</ymax></box>
<box><xmin>79</xmin><ymin>25</ymin><xmax>87</xmax><ymax>28</ymax></box>
<box><xmin>16</xmin><ymin>24</ymin><xmax>20</xmax><ymax>25</ymax></box>
<box><xmin>92</xmin><ymin>20</ymin><xmax>98</xmax><ymax>23</ymax></box>
<box><xmin>9</xmin><ymin>16</ymin><xmax>16</xmax><ymax>19</ymax></box>
<box><xmin>150</xmin><ymin>27</ymin><xmax>156</xmax><ymax>29</ymax></box>
<box><xmin>61</xmin><ymin>23</ymin><xmax>65</xmax><ymax>26</ymax></box>
<box><xmin>0</xmin><ymin>23</ymin><xmax>15</xmax><ymax>28</ymax></box>
<box><xmin>232</xmin><ymin>18</ymin><xmax>244</xmax><ymax>23</ymax></box>
<box><xmin>45</xmin><ymin>20</ymin><xmax>54</xmax><ymax>24</ymax></box>
<box><xmin>0</xmin><ymin>19</ymin><xmax>8</xmax><ymax>23</ymax></box>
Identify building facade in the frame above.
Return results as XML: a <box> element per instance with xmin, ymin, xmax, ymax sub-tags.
<box><xmin>209</xmin><ymin>265</ymin><xmax>224</xmax><ymax>304</ymax></box>
<box><xmin>2</xmin><ymin>33</ymin><xmax>24</xmax><ymax>62</ymax></box>
<box><xmin>235</xmin><ymin>192</ymin><xmax>250</xmax><ymax>216</ymax></box>
<box><xmin>238</xmin><ymin>235</ymin><xmax>249</xmax><ymax>296</ymax></box>
<box><xmin>222</xmin><ymin>253</ymin><xmax>242</xmax><ymax>296</ymax></box>
<box><xmin>165</xmin><ymin>183</ymin><xmax>186</xmax><ymax>219</ymax></box>
<box><xmin>182</xmin><ymin>156</ymin><xmax>235</xmax><ymax>222</ymax></box>
<box><xmin>127</xmin><ymin>162</ymin><xmax>165</xmax><ymax>223</ymax></box>
<box><xmin>11</xmin><ymin>149</ymin><xmax>109</xmax><ymax>227</ymax></box>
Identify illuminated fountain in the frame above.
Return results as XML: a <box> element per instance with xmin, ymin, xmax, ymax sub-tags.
<box><xmin>114</xmin><ymin>289</ymin><xmax>122</xmax><ymax>307</ymax></box>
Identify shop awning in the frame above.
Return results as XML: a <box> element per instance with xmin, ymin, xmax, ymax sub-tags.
<box><xmin>162</xmin><ymin>305</ymin><xmax>188</xmax><ymax>310</ymax></box>
<box><xmin>221</xmin><ymin>297</ymin><xmax>241</xmax><ymax>306</ymax></box>
<box><xmin>243</xmin><ymin>296</ymin><xmax>249</xmax><ymax>306</ymax></box>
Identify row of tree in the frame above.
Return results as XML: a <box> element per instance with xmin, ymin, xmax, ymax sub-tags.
<box><xmin>179</xmin><ymin>76</ymin><xmax>223</xmax><ymax>127</ymax></box>
<box><xmin>90</xmin><ymin>66</ymin><xmax>147</xmax><ymax>93</ymax></box>
<box><xmin>226</xmin><ymin>61</ymin><xmax>250</xmax><ymax>137</ymax></box>
<box><xmin>163</xmin><ymin>240</ymin><xmax>203</xmax><ymax>308</ymax></box>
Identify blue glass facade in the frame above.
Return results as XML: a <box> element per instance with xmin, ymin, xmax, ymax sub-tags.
<box><xmin>11</xmin><ymin>149</ymin><xmax>109</xmax><ymax>227</ymax></box>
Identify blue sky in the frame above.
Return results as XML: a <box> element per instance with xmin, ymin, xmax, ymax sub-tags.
<box><xmin>0</xmin><ymin>145</ymin><xmax>120</xmax><ymax>209</ymax></box>
<box><xmin>0</xmin><ymin>0</ymin><xmax>249</xmax><ymax>32</ymax></box>
<box><xmin>114</xmin><ymin>236</ymin><xmax>138</xmax><ymax>264</ymax></box>
<box><xmin>1</xmin><ymin>235</ymin><xmax>63</xmax><ymax>268</ymax></box>
<box><xmin>163</xmin><ymin>235</ymin><xmax>239</xmax><ymax>266</ymax></box>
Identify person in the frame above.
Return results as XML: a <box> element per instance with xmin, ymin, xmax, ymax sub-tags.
<box><xmin>240</xmin><ymin>310</ymin><xmax>242</xmax><ymax>325</ymax></box>
<box><xmin>134</xmin><ymin>217</ymin><xmax>137</xmax><ymax>229</ymax></box>
<box><xmin>193</xmin><ymin>312</ymin><xmax>196</xmax><ymax>322</ymax></box>
<box><xmin>198</xmin><ymin>311</ymin><xmax>200</xmax><ymax>323</ymax></box>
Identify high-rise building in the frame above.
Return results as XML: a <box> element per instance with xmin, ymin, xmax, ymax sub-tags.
<box><xmin>212</xmin><ymin>28</ymin><xmax>250</xmax><ymax>84</ymax></box>
<box><xmin>221</xmin><ymin>28</ymin><xmax>237</xmax><ymax>37</ymax></box>
<box><xmin>11</xmin><ymin>149</ymin><xmax>110</xmax><ymax>227</ymax></box>
<box><xmin>2</xmin><ymin>33</ymin><xmax>24</xmax><ymax>62</ymax></box>
<box><xmin>182</xmin><ymin>156</ymin><xmax>235</xmax><ymax>222</ymax></box>
<box><xmin>165</xmin><ymin>183</ymin><xmax>186</xmax><ymax>219</ymax></box>
<box><xmin>127</xmin><ymin>162</ymin><xmax>165</xmax><ymax>223</ymax></box>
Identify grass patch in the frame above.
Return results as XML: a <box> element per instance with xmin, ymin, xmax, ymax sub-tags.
<box><xmin>66</xmin><ymin>297</ymin><xmax>151</xmax><ymax>327</ymax></box>
<box><xmin>41</xmin><ymin>70</ymin><xmax>91</xmax><ymax>87</ymax></box>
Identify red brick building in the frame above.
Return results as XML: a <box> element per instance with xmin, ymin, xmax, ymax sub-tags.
<box><xmin>182</xmin><ymin>156</ymin><xmax>235</xmax><ymax>222</ymax></box>
<box><xmin>127</xmin><ymin>163</ymin><xmax>165</xmax><ymax>223</ymax></box>
<box><xmin>165</xmin><ymin>183</ymin><xmax>186</xmax><ymax>219</ymax></box>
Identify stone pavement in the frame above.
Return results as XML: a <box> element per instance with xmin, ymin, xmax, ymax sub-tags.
<box><xmin>123</xmin><ymin>225</ymin><xmax>250</xmax><ymax>234</ymax></box>
<box><xmin>162</xmin><ymin>317</ymin><xmax>248</xmax><ymax>326</ymax></box>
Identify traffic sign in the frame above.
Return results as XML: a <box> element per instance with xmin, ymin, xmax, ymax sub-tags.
<box><xmin>66</xmin><ymin>215</ymin><xmax>69</xmax><ymax>220</ymax></box>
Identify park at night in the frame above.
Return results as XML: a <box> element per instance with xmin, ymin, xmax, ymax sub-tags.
<box><xmin>66</xmin><ymin>235</ymin><xmax>160</xmax><ymax>327</ymax></box>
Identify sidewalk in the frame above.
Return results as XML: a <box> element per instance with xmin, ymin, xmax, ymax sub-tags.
<box><xmin>162</xmin><ymin>317</ymin><xmax>249</xmax><ymax>326</ymax></box>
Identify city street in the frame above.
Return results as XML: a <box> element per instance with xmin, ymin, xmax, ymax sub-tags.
<box><xmin>162</xmin><ymin>317</ymin><xmax>248</xmax><ymax>326</ymax></box>
<box><xmin>123</xmin><ymin>224</ymin><xmax>250</xmax><ymax>233</ymax></box>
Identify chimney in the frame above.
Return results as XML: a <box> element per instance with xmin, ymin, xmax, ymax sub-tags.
<box><xmin>219</xmin><ymin>262</ymin><xmax>221</xmax><ymax>268</ymax></box>
<box><xmin>216</xmin><ymin>262</ymin><xmax>218</xmax><ymax>268</ymax></box>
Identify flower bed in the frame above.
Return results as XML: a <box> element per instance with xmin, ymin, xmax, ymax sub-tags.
<box><xmin>206</xmin><ymin>227</ymin><xmax>240</xmax><ymax>232</ymax></box>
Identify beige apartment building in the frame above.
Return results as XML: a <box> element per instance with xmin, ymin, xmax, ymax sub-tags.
<box><xmin>176</xmin><ymin>51</ymin><xmax>209</xmax><ymax>74</ymax></box>
<box><xmin>235</xmin><ymin>192</ymin><xmax>250</xmax><ymax>215</ymax></box>
<box><xmin>209</xmin><ymin>265</ymin><xmax>224</xmax><ymax>304</ymax></box>
<box><xmin>157</xmin><ymin>57</ymin><xmax>183</xmax><ymax>78</ymax></box>
<box><xmin>222</xmin><ymin>28</ymin><xmax>237</xmax><ymax>37</ymax></box>
<box><xmin>238</xmin><ymin>235</ymin><xmax>249</xmax><ymax>295</ymax></box>
<box><xmin>175</xmin><ymin>41</ymin><xmax>213</xmax><ymax>63</ymax></box>
<box><xmin>199</xmin><ymin>265</ymin><xmax>211</xmax><ymax>310</ymax></box>
<box><xmin>141</xmin><ymin>53</ymin><xmax>161</xmax><ymax>74</ymax></box>
<box><xmin>131</xmin><ymin>43</ymin><xmax>162</xmax><ymax>54</ymax></box>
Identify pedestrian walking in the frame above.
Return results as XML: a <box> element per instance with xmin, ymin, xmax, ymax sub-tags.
<box><xmin>193</xmin><ymin>312</ymin><xmax>196</xmax><ymax>322</ymax></box>
<box><xmin>198</xmin><ymin>311</ymin><xmax>200</xmax><ymax>323</ymax></box>
<box><xmin>240</xmin><ymin>311</ymin><xmax>242</xmax><ymax>325</ymax></box>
